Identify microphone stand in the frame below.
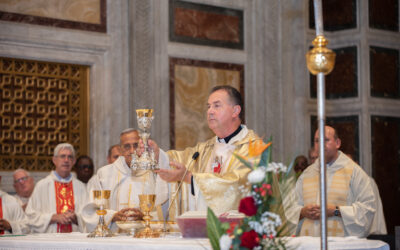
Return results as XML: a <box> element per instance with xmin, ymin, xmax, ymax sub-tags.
<box><xmin>163</xmin><ymin>152</ymin><xmax>199</xmax><ymax>233</ymax></box>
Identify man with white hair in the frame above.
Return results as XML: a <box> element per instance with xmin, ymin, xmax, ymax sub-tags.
<box><xmin>25</xmin><ymin>143</ymin><xmax>88</xmax><ymax>233</ymax></box>
<box><xmin>13</xmin><ymin>169</ymin><xmax>35</xmax><ymax>211</ymax></box>
<box><xmin>0</xmin><ymin>176</ymin><xmax>30</xmax><ymax>235</ymax></box>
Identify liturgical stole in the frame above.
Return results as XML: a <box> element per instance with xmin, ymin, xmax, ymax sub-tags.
<box><xmin>0</xmin><ymin>197</ymin><xmax>3</xmax><ymax>235</ymax></box>
<box><xmin>54</xmin><ymin>181</ymin><xmax>75</xmax><ymax>233</ymax></box>
<box><xmin>301</xmin><ymin>165</ymin><xmax>353</xmax><ymax>236</ymax></box>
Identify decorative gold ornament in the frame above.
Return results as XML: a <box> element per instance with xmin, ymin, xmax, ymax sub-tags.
<box><xmin>306</xmin><ymin>35</ymin><xmax>336</xmax><ymax>75</ymax></box>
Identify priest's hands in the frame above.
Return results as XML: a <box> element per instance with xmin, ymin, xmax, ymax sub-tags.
<box><xmin>300</xmin><ymin>204</ymin><xmax>339</xmax><ymax>220</ymax></box>
<box><xmin>112</xmin><ymin>208</ymin><xmax>143</xmax><ymax>222</ymax></box>
<box><xmin>138</xmin><ymin>139</ymin><xmax>160</xmax><ymax>162</ymax></box>
<box><xmin>0</xmin><ymin>219</ymin><xmax>12</xmax><ymax>232</ymax></box>
<box><xmin>300</xmin><ymin>204</ymin><xmax>320</xmax><ymax>220</ymax></box>
<box><xmin>154</xmin><ymin>161</ymin><xmax>192</xmax><ymax>183</ymax></box>
<box><xmin>51</xmin><ymin>210</ymin><xmax>77</xmax><ymax>225</ymax></box>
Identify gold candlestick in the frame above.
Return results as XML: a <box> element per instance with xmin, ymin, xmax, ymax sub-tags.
<box><xmin>135</xmin><ymin>194</ymin><xmax>159</xmax><ymax>238</ymax></box>
<box><xmin>87</xmin><ymin>190</ymin><xmax>113</xmax><ymax>237</ymax></box>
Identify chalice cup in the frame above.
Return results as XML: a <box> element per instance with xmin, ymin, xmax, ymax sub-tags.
<box><xmin>131</xmin><ymin>109</ymin><xmax>158</xmax><ymax>171</ymax></box>
<box><xmin>87</xmin><ymin>190</ymin><xmax>113</xmax><ymax>237</ymax></box>
<box><xmin>135</xmin><ymin>194</ymin><xmax>159</xmax><ymax>238</ymax></box>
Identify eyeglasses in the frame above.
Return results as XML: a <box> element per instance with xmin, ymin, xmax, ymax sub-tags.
<box><xmin>57</xmin><ymin>154</ymin><xmax>74</xmax><ymax>160</ymax></box>
<box><xmin>14</xmin><ymin>176</ymin><xmax>30</xmax><ymax>184</ymax></box>
<box><xmin>121</xmin><ymin>143</ymin><xmax>139</xmax><ymax>151</ymax></box>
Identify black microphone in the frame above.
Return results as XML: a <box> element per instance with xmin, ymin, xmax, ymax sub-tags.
<box><xmin>164</xmin><ymin>151</ymin><xmax>199</xmax><ymax>229</ymax></box>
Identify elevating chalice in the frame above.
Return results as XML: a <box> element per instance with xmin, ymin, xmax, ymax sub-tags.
<box><xmin>130</xmin><ymin>109</ymin><xmax>158</xmax><ymax>171</ymax></box>
<box><xmin>87</xmin><ymin>190</ymin><xmax>113</xmax><ymax>237</ymax></box>
<box><xmin>135</xmin><ymin>194</ymin><xmax>159</xmax><ymax>238</ymax></box>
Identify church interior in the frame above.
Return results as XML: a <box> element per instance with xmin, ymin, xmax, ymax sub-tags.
<box><xmin>0</xmin><ymin>0</ymin><xmax>399</xmax><ymax>240</ymax></box>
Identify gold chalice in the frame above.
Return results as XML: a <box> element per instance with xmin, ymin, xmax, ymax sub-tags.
<box><xmin>87</xmin><ymin>190</ymin><xmax>113</xmax><ymax>237</ymax></box>
<box><xmin>135</xmin><ymin>194</ymin><xmax>159</xmax><ymax>238</ymax></box>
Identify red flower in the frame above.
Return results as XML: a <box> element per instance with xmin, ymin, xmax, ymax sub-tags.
<box><xmin>239</xmin><ymin>197</ymin><xmax>257</xmax><ymax>216</ymax></box>
<box><xmin>240</xmin><ymin>230</ymin><xmax>259</xmax><ymax>249</ymax></box>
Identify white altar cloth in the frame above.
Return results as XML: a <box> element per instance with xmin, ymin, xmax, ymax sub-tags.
<box><xmin>0</xmin><ymin>233</ymin><xmax>389</xmax><ymax>250</ymax></box>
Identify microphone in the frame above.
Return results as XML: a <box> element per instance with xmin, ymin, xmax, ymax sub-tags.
<box><xmin>164</xmin><ymin>151</ymin><xmax>199</xmax><ymax>230</ymax></box>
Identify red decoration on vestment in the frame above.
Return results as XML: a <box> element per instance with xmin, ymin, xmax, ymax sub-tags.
<box><xmin>213</xmin><ymin>163</ymin><xmax>221</xmax><ymax>174</ymax></box>
<box><xmin>54</xmin><ymin>181</ymin><xmax>75</xmax><ymax>233</ymax></box>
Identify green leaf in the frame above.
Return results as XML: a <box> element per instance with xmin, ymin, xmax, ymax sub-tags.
<box><xmin>207</xmin><ymin>207</ymin><xmax>224</xmax><ymax>250</ymax></box>
<box><xmin>233</xmin><ymin>153</ymin><xmax>253</xmax><ymax>169</ymax></box>
<box><xmin>259</xmin><ymin>137</ymin><xmax>272</xmax><ymax>166</ymax></box>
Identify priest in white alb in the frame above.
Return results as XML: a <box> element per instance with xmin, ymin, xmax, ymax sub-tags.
<box><xmin>82</xmin><ymin>129</ymin><xmax>169</xmax><ymax>233</ymax></box>
<box><xmin>25</xmin><ymin>143</ymin><xmax>88</xmax><ymax>233</ymax></box>
<box><xmin>0</xmin><ymin>176</ymin><xmax>30</xmax><ymax>235</ymax></box>
<box><xmin>294</xmin><ymin>126</ymin><xmax>376</xmax><ymax>237</ymax></box>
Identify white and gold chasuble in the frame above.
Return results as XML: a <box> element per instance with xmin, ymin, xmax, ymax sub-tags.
<box><xmin>163</xmin><ymin>125</ymin><xmax>260</xmax><ymax>219</ymax></box>
<box><xmin>83</xmin><ymin>156</ymin><xmax>168</xmax><ymax>233</ymax></box>
<box><xmin>295</xmin><ymin>151</ymin><xmax>376</xmax><ymax>237</ymax></box>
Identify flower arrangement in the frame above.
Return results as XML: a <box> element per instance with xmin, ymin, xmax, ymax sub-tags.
<box><xmin>207</xmin><ymin>139</ymin><xmax>293</xmax><ymax>250</ymax></box>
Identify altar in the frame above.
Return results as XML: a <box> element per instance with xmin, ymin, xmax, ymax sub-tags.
<box><xmin>0</xmin><ymin>233</ymin><xmax>390</xmax><ymax>250</ymax></box>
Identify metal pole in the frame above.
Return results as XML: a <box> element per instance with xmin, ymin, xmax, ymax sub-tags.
<box><xmin>313</xmin><ymin>1</ymin><xmax>328</xmax><ymax>249</ymax></box>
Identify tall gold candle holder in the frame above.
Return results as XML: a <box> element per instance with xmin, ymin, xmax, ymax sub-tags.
<box><xmin>87</xmin><ymin>190</ymin><xmax>113</xmax><ymax>237</ymax></box>
<box><xmin>135</xmin><ymin>194</ymin><xmax>159</xmax><ymax>238</ymax></box>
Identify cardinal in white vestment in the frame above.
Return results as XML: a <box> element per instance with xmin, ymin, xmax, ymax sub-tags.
<box><xmin>82</xmin><ymin>129</ymin><xmax>168</xmax><ymax>233</ymax></box>
<box><xmin>25</xmin><ymin>143</ymin><xmax>88</xmax><ymax>233</ymax></box>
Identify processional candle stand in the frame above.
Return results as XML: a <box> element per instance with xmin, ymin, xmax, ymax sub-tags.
<box><xmin>130</xmin><ymin>109</ymin><xmax>160</xmax><ymax>238</ymax></box>
<box><xmin>87</xmin><ymin>190</ymin><xmax>113</xmax><ymax>237</ymax></box>
<box><xmin>306</xmin><ymin>1</ymin><xmax>336</xmax><ymax>249</ymax></box>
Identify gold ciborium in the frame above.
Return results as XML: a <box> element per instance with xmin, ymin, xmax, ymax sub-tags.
<box><xmin>135</xmin><ymin>194</ymin><xmax>159</xmax><ymax>238</ymax></box>
<box><xmin>87</xmin><ymin>190</ymin><xmax>113</xmax><ymax>237</ymax></box>
<box><xmin>130</xmin><ymin>109</ymin><xmax>158</xmax><ymax>171</ymax></box>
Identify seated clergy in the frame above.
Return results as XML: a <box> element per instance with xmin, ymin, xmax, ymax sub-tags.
<box><xmin>294</xmin><ymin>126</ymin><xmax>376</xmax><ymax>237</ymax></box>
<box><xmin>25</xmin><ymin>143</ymin><xmax>88</xmax><ymax>233</ymax></box>
<box><xmin>13</xmin><ymin>168</ymin><xmax>35</xmax><ymax>211</ymax></box>
<box><xmin>0</xmin><ymin>176</ymin><xmax>30</xmax><ymax>235</ymax></box>
<box><xmin>82</xmin><ymin>129</ymin><xmax>168</xmax><ymax>233</ymax></box>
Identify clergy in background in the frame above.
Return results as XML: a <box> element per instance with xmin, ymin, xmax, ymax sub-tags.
<box><xmin>25</xmin><ymin>143</ymin><xmax>88</xmax><ymax>233</ymax></box>
<box><xmin>12</xmin><ymin>168</ymin><xmax>35</xmax><ymax>211</ymax></box>
<box><xmin>82</xmin><ymin>129</ymin><xmax>168</xmax><ymax>233</ymax></box>
<box><xmin>294</xmin><ymin>126</ymin><xmax>376</xmax><ymax>237</ymax></box>
<box><xmin>0</xmin><ymin>176</ymin><xmax>30</xmax><ymax>235</ymax></box>
<box><xmin>152</xmin><ymin>85</ymin><xmax>261</xmax><ymax>217</ymax></box>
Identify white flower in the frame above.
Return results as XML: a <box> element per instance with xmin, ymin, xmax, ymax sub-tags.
<box><xmin>249</xmin><ymin>221</ymin><xmax>264</xmax><ymax>234</ymax></box>
<box><xmin>260</xmin><ymin>211</ymin><xmax>282</xmax><ymax>237</ymax></box>
<box><xmin>247</xmin><ymin>167</ymin><xmax>266</xmax><ymax>183</ymax></box>
<box><xmin>219</xmin><ymin>234</ymin><xmax>232</xmax><ymax>250</ymax></box>
<box><xmin>266</xmin><ymin>162</ymin><xmax>287</xmax><ymax>173</ymax></box>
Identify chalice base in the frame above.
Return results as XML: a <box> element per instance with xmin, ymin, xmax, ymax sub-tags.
<box><xmin>134</xmin><ymin>226</ymin><xmax>160</xmax><ymax>238</ymax></box>
<box><xmin>87</xmin><ymin>223</ymin><xmax>113</xmax><ymax>237</ymax></box>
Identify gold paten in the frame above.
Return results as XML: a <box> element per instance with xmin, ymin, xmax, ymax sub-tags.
<box><xmin>306</xmin><ymin>35</ymin><xmax>336</xmax><ymax>75</ymax></box>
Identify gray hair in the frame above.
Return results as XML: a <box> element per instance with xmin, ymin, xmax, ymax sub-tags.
<box><xmin>119</xmin><ymin>128</ymin><xmax>138</xmax><ymax>143</ymax></box>
<box><xmin>53</xmin><ymin>143</ymin><xmax>76</xmax><ymax>158</ymax></box>
<box><xmin>13</xmin><ymin>168</ymin><xmax>30</xmax><ymax>178</ymax></box>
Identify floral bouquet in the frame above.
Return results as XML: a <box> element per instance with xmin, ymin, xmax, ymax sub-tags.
<box><xmin>207</xmin><ymin>139</ymin><xmax>294</xmax><ymax>250</ymax></box>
